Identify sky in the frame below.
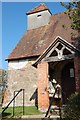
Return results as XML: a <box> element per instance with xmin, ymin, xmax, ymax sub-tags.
<box><xmin>1</xmin><ymin>2</ymin><xmax>67</xmax><ymax>70</ymax></box>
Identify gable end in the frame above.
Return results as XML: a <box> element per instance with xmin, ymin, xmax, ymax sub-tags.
<box><xmin>33</xmin><ymin>36</ymin><xmax>80</xmax><ymax>66</ymax></box>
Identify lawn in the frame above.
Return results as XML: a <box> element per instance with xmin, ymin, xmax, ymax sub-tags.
<box><xmin>2</xmin><ymin>106</ymin><xmax>43</xmax><ymax>118</ymax></box>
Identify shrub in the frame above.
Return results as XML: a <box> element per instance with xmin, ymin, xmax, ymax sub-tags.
<box><xmin>63</xmin><ymin>92</ymin><xmax>80</xmax><ymax>120</ymax></box>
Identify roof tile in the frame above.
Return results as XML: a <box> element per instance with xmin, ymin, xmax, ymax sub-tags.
<box><xmin>7</xmin><ymin>12</ymin><xmax>78</xmax><ymax>60</ymax></box>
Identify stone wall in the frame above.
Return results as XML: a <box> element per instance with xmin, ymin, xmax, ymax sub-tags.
<box><xmin>5</xmin><ymin>60</ymin><xmax>38</xmax><ymax>107</ymax></box>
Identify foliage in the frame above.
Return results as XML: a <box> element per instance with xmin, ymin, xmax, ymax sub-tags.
<box><xmin>63</xmin><ymin>92</ymin><xmax>80</xmax><ymax>120</ymax></box>
<box><xmin>60</xmin><ymin>2</ymin><xmax>80</xmax><ymax>30</ymax></box>
<box><xmin>0</xmin><ymin>69</ymin><xmax>7</xmax><ymax>105</ymax></box>
<box><xmin>2</xmin><ymin>106</ymin><xmax>43</xmax><ymax>118</ymax></box>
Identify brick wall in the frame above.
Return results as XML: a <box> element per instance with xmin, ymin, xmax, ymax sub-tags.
<box><xmin>37</xmin><ymin>62</ymin><xmax>49</xmax><ymax>112</ymax></box>
<box><xmin>74</xmin><ymin>56</ymin><xmax>80</xmax><ymax>92</ymax></box>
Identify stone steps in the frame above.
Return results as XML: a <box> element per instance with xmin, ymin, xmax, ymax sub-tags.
<box><xmin>2</xmin><ymin>114</ymin><xmax>60</xmax><ymax>120</ymax></box>
<box><xmin>2</xmin><ymin>118</ymin><xmax>60</xmax><ymax>120</ymax></box>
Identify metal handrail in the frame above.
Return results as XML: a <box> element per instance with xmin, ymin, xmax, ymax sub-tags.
<box><xmin>45</xmin><ymin>88</ymin><xmax>57</xmax><ymax>117</ymax></box>
<box><xmin>1</xmin><ymin>89</ymin><xmax>23</xmax><ymax>115</ymax></box>
<box><xmin>45</xmin><ymin>87</ymin><xmax>62</xmax><ymax>119</ymax></box>
<box><xmin>13</xmin><ymin>89</ymin><xmax>25</xmax><ymax>116</ymax></box>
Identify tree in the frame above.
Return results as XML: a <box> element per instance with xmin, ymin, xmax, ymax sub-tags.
<box><xmin>60</xmin><ymin>2</ymin><xmax>80</xmax><ymax>31</ymax></box>
<box><xmin>60</xmin><ymin>2</ymin><xmax>80</xmax><ymax>119</ymax></box>
<box><xmin>63</xmin><ymin>92</ymin><xmax>80</xmax><ymax>120</ymax></box>
<box><xmin>0</xmin><ymin>69</ymin><xmax>7</xmax><ymax>105</ymax></box>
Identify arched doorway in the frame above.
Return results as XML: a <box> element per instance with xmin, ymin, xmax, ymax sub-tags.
<box><xmin>61</xmin><ymin>62</ymin><xmax>76</xmax><ymax>104</ymax></box>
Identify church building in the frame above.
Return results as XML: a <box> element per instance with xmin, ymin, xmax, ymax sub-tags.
<box><xmin>5</xmin><ymin>4</ymin><xmax>80</xmax><ymax>111</ymax></box>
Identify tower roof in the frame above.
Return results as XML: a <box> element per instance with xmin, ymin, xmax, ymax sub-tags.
<box><xmin>26</xmin><ymin>4</ymin><xmax>51</xmax><ymax>15</ymax></box>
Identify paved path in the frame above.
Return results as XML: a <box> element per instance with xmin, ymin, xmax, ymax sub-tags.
<box><xmin>21</xmin><ymin>114</ymin><xmax>60</xmax><ymax>119</ymax></box>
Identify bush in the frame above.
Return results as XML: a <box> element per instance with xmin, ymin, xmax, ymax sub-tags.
<box><xmin>63</xmin><ymin>92</ymin><xmax>80</xmax><ymax>120</ymax></box>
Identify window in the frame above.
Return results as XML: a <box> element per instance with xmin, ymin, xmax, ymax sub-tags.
<box><xmin>37</xmin><ymin>14</ymin><xmax>41</xmax><ymax>17</ymax></box>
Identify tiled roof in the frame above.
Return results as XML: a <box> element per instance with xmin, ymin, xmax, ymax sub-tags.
<box><xmin>27</xmin><ymin>4</ymin><xmax>50</xmax><ymax>15</ymax></box>
<box><xmin>7</xmin><ymin>12</ymin><xmax>78</xmax><ymax>60</ymax></box>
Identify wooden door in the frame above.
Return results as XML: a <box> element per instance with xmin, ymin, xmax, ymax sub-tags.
<box><xmin>61</xmin><ymin>62</ymin><xmax>76</xmax><ymax>103</ymax></box>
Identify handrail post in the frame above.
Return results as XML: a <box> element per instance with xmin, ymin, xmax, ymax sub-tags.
<box><xmin>13</xmin><ymin>91</ymin><xmax>15</xmax><ymax>116</ymax></box>
<box><xmin>23</xmin><ymin>89</ymin><xmax>25</xmax><ymax>115</ymax></box>
<box><xmin>2</xmin><ymin>89</ymin><xmax>23</xmax><ymax>115</ymax></box>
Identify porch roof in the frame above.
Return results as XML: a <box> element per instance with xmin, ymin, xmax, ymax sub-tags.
<box><xmin>33</xmin><ymin>36</ymin><xmax>80</xmax><ymax>66</ymax></box>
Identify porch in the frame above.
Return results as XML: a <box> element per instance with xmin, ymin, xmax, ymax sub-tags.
<box><xmin>35</xmin><ymin>37</ymin><xmax>80</xmax><ymax>111</ymax></box>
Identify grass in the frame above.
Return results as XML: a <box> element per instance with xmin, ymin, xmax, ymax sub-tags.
<box><xmin>2</xmin><ymin>106</ymin><xmax>43</xmax><ymax>118</ymax></box>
